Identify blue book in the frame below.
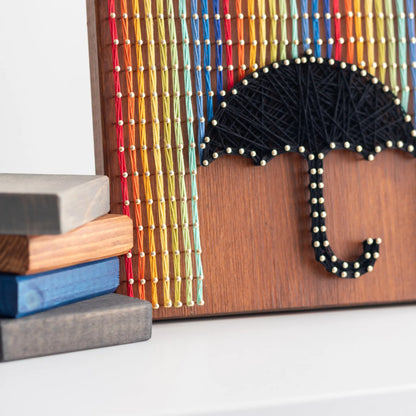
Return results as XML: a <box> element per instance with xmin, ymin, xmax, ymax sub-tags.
<box><xmin>0</xmin><ymin>257</ymin><xmax>119</xmax><ymax>318</ymax></box>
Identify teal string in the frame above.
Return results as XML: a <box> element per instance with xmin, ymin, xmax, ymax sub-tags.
<box><xmin>178</xmin><ymin>0</ymin><xmax>204</xmax><ymax>305</ymax></box>
<box><xmin>290</xmin><ymin>0</ymin><xmax>299</xmax><ymax>58</ymax></box>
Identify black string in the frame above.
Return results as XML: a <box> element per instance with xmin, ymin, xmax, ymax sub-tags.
<box><xmin>202</xmin><ymin>55</ymin><xmax>416</xmax><ymax>279</ymax></box>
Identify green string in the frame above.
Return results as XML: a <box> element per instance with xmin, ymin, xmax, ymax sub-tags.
<box><xmin>395</xmin><ymin>0</ymin><xmax>410</xmax><ymax>111</ymax></box>
<box><xmin>178</xmin><ymin>0</ymin><xmax>204</xmax><ymax>306</ymax></box>
<box><xmin>166</xmin><ymin>0</ymin><xmax>194</xmax><ymax>308</ymax></box>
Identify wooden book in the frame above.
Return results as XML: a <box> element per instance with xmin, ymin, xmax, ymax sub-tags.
<box><xmin>0</xmin><ymin>257</ymin><xmax>120</xmax><ymax>318</ymax></box>
<box><xmin>0</xmin><ymin>214</ymin><xmax>133</xmax><ymax>275</ymax></box>
<box><xmin>0</xmin><ymin>174</ymin><xmax>109</xmax><ymax>235</ymax></box>
<box><xmin>0</xmin><ymin>293</ymin><xmax>152</xmax><ymax>361</ymax></box>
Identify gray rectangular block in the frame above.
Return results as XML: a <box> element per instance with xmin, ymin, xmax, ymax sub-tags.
<box><xmin>0</xmin><ymin>293</ymin><xmax>152</xmax><ymax>361</ymax></box>
<box><xmin>0</xmin><ymin>174</ymin><xmax>109</xmax><ymax>235</ymax></box>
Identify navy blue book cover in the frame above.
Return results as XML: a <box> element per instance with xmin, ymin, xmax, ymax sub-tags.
<box><xmin>0</xmin><ymin>257</ymin><xmax>119</xmax><ymax>317</ymax></box>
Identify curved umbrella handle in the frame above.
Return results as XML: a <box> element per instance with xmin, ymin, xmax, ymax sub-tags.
<box><xmin>308</xmin><ymin>155</ymin><xmax>381</xmax><ymax>278</ymax></box>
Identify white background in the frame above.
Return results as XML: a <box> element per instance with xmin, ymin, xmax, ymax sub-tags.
<box><xmin>1</xmin><ymin>2</ymin><xmax>416</xmax><ymax>415</ymax></box>
<box><xmin>0</xmin><ymin>0</ymin><xmax>95</xmax><ymax>175</ymax></box>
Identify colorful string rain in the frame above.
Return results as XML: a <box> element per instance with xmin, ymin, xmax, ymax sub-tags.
<box><xmin>107</xmin><ymin>0</ymin><xmax>134</xmax><ymax>298</ymax></box>
<box><xmin>179</xmin><ymin>0</ymin><xmax>204</xmax><ymax>306</ymax></box>
<box><xmin>131</xmin><ymin>0</ymin><xmax>159</xmax><ymax>307</ymax></box>
<box><xmin>166</xmin><ymin>0</ymin><xmax>195</xmax><ymax>308</ymax></box>
<box><xmin>106</xmin><ymin>0</ymin><xmax>415</xmax><ymax>309</ymax></box>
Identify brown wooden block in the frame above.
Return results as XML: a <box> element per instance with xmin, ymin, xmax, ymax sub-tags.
<box><xmin>0</xmin><ymin>293</ymin><xmax>152</xmax><ymax>362</ymax></box>
<box><xmin>0</xmin><ymin>214</ymin><xmax>133</xmax><ymax>275</ymax></box>
<box><xmin>0</xmin><ymin>174</ymin><xmax>109</xmax><ymax>235</ymax></box>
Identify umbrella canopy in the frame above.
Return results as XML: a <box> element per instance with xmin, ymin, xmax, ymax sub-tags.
<box><xmin>202</xmin><ymin>51</ymin><xmax>416</xmax><ymax>279</ymax></box>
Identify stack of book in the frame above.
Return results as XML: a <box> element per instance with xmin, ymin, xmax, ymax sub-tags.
<box><xmin>0</xmin><ymin>174</ymin><xmax>151</xmax><ymax>361</ymax></box>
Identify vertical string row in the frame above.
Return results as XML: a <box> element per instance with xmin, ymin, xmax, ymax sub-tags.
<box><xmin>345</xmin><ymin>0</ymin><xmax>355</xmax><ymax>63</ymax></box>
<box><xmin>144</xmin><ymin>0</ymin><xmax>171</xmax><ymax>308</ymax></box>
<box><xmin>365</xmin><ymin>0</ymin><xmax>375</xmax><ymax>73</ymax></box>
<box><xmin>290</xmin><ymin>0</ymin><xmax>300</xmax><ymax>58</ymax></box>
<box><xmin>213</xmin><ymin>0</ymin><xmax>224</xmax><ymax>100</ymax></box>
<box><xmin>396</xmin><ymin>0</ymin><xmax>409</xmax><ymax>111</ymax></box>
<box><xmin>156</xmin><ymin>0</ymin><xmax>179</xmax><ymax>308</ymax></box>
<box><xmin>190</xmin><ymin>2</ymin><xmax>205</xmax><ymax>150</ymax></box>
<box><xmin>190</xmin><ymin>1</ymin><xmax>207</xmax><ymax>304</ymax></box>
<box><xmin>258</xmin><ymin>0</ymin><xmax>267</xmax><ymax>67</ymax></box>
<box><xmin>120</xmin><ymin>0</ymin><xmax>144</xmax><ymax>299</ymax></box>
<box><xmin>384</xmin><ymin>0</ymin><xmax>398</xmax><ymax>93</ymax></box>
<box><xmin>108</xmin><ymin>0</ymin><xmax>134</xmax><ymax>298</ymax></box>
<box><xmin>269</xmin><ymin>1</ymin><xmax>279</xmax><ymax>62</ymax></box>
<box><xmin>324</xmin><ymin>0</ymin><xmax>333</xmax><ymax>58</ymax></box>
<box><xmin>223</xmin><ymin>0</ymin><xmax>234</xmax><ymax>88</ymax></box>
<box><xmin>236</xmin><ymin>0</ymin><xmax>246</xmax><ymax>80</ymax></box>
<box><xmin>301</xmin><ymin>0</ymin><xmax>311</xmax><ymax>53</ymax></box>
<box><xmin>248</xmin><ymin>0</ymin><xmax>258</xmax><ymax>71</ymax></box>
<box><xmin>406</xmin><ymin>0</ymin><xmax>416</xmax><ymax>118</ymax></box>
<box><xmin>166</xmin><ymin>0</ymin><xmax>194</xmax><ymax>308</ymax></box>
<box><xmin>374</xmin><ymin>0</ymin><xmax>387</xmax><ymax>82</ymax></box>
<box><xmin>312</xmin><ymin>0</ymin><xmax>322</xmax><ymax>57</ymax></box>
<box><xmin>333</xmin><ymin>0</ymin><xmax>342</xmax><ymax>60</ymax></box>
<box><xmin>179</xmin><ymin>0</ymin><xmax>204</xmax><ymax>306</ymax></box>
<box><xmin>354</xmin><ymin>0</ymin><xmax>365</xmax><ymax>67</ymax></box>
<box><xmin>132</xmin><ymin>0</ymin><xmax>159</xmax><ymax>307</ymax></box>
<box><xmin>279</xmin><ymin>0</ymin><xmax>289</xmax><ymax>60</ymax></box>
<box><xmin>201</xmin><ymin>0</ymin><xmax>214</xmax><ymax>120</ymax></box>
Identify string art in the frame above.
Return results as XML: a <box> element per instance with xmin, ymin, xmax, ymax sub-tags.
<box><xmin>202</xmin><ymin>53</ymin><xmax>415</xmax><ymax>278</ymax></box>
<box><xmin>99</xmin><ymin>0</ymin><xmax>416</xmax><ymax>316</ymax></box>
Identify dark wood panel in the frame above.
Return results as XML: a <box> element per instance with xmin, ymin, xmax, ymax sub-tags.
<box><xmin>90</xmin><ymin>0</ymin><xmax>416</xmax><ymax>319</ymax></box>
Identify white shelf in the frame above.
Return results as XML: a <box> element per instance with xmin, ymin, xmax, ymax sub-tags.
<box><xmin>1</xmin><ymin>305</ymin><xmax>416</xmax><ymax>415</ymax></box>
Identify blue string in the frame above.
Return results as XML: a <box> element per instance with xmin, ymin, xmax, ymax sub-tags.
<box><xmin>190</xmin><ymin>0</ymin><xmax>205</xmax><ymax>155</ymax></box>
<box><xmin>213</xmin><ymin>0</ymin><xmax>223</xmax><ymax>101</ymax></box>
<box><xmin>406</xmin><ymin>0</ymin><xmax>416</xmax><ymax>116</ymax></box>
<box><xmin>323</xmin><ymin>0</ymin><xmax>332</xmax><ymax>58</ymax></box>
<box><xmin>301</xmin><ymin>0</ymin><xmax>310</xmax><ymax>52</ymax></box>
<box><xmin>201</xmin><ymin>0</ymin><xmax>213</xmax><ymax>122</ymax></box>
<box><xmin>312</xmin><ymin>0</ymin><xmax>321</xmax><ymax>57</ymax></box>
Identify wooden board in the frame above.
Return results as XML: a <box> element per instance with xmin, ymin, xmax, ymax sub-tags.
<box><xmin>0</xmin><ymin>214</ymin><xmax>133</xmax><ymax>275</ymax></box>
<box><xmin>0</xmin><ymin>257</ymin><xmax>120</xmax><ymax>318</ymax></box>
<box><xmin>0</xmin><ymin>174</ymin><xmax>109</xmax><ymax>235</ymax></box>
<box><xmin>0</xmin><ymin>293</ymin><xmax>152</xmax><ymax>361</ymax></box>
<box><xmin>88</xmin><ymin>0</ymin><xmax>416</xmax><ymax>319</ymax></box>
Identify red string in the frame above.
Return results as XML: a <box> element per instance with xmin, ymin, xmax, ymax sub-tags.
<box><xmin>333</xmin><ymin>0</ymin><xmax>342</xmax><ymax>60</ymax></box>
<box><xmin>108</xmin><ymin>0</ymin><xmax>134</xmax><ymax>297</ymax></box>
<box><xmin>223</xmin><ymin>0</ymin><xmax>234</xmax><ymax>89</ymax></box>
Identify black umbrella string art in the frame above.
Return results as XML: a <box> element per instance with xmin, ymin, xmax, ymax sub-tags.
<box><xmin>202</xmin><ymin>50</ymin><xmax>416</xmax><ymax>279</ymax></box>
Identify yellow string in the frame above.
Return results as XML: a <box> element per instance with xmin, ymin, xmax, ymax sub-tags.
<box><xmin>258</xmin><ymin>0</ymin><xmax>267</xmax><ymax>67</ymax></box>
<box><xmin>354</xmin><ymin>0</ymin><xmax>364</xmax><ymax>67</ymax></box>
<box><xmin>248</xmin><ymin>0</ymin><xmax>258</xmax><ymax>71</ymax></box>
<box><xmin>144</xmin><ymin>0</ymin><xmax>172</xmax><ymax>308</ymax></box>
<box><xmin>364</xmin><ymin>0</ymin><xmax>375</xmax><ymax>74</ymax></box>
<box><xmin>131</xmin><ymin>1</ymin><xmax>159</xmax><ymax>308</ymax></box>
<box><xmin>374</xmin><ymin>0</ymin><xmax>386</xmax><ymax>82</ymax></box>
<box><xmin>269</xmin><ymin>1</ymin><xmax>278</xmax><ymax>62</ymax></box>
<box><xmin>279</xmin><ymin>0</ymin><xmax>288</xmax><ymax>60</ymax></box>
<box><xmin>384</xmin><ymin>0</ymin><xmax>397</xmax><ymax>93</ymax></box>
<box><xmin>166</xmin><ymin>0</ymin><xmax>194</xmax><ymax>308</ymax></box>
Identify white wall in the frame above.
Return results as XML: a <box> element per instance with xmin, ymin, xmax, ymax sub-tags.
<box><xmin>0</xmin><ymin>1</ymin><xmax>95</xmax><ymax>175</ymax></box>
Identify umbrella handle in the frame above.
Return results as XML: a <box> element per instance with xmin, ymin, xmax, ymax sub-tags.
<box><xmin>308</xmin><ymin>157</ymin><xmax>380</xmax><ymax>278</ymax></box>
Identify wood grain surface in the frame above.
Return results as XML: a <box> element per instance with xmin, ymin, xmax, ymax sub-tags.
<box><xmin>0</xmin><ymin>174</ymin><xmax>110</xmax><ymax>235</ymax></box>
<box><xmin>90</xmin><ymin>0</ymin><xmax>416</xmax><ymax>319</ymax></box>
<box><xmin>0</xmin><ymin>214</ymin><xmax>133</xmax><ymax>275</ymax></box>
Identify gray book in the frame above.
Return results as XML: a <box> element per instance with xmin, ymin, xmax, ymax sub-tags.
<box><xmin>0</xmin><ymin>293</ymin><xmax>152</xmax><ymax>361</ymax></box>
<box><xmin>0</xmin><ymin>174</ymin><xmax>109</xmax><ymax>235</ymax></box>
